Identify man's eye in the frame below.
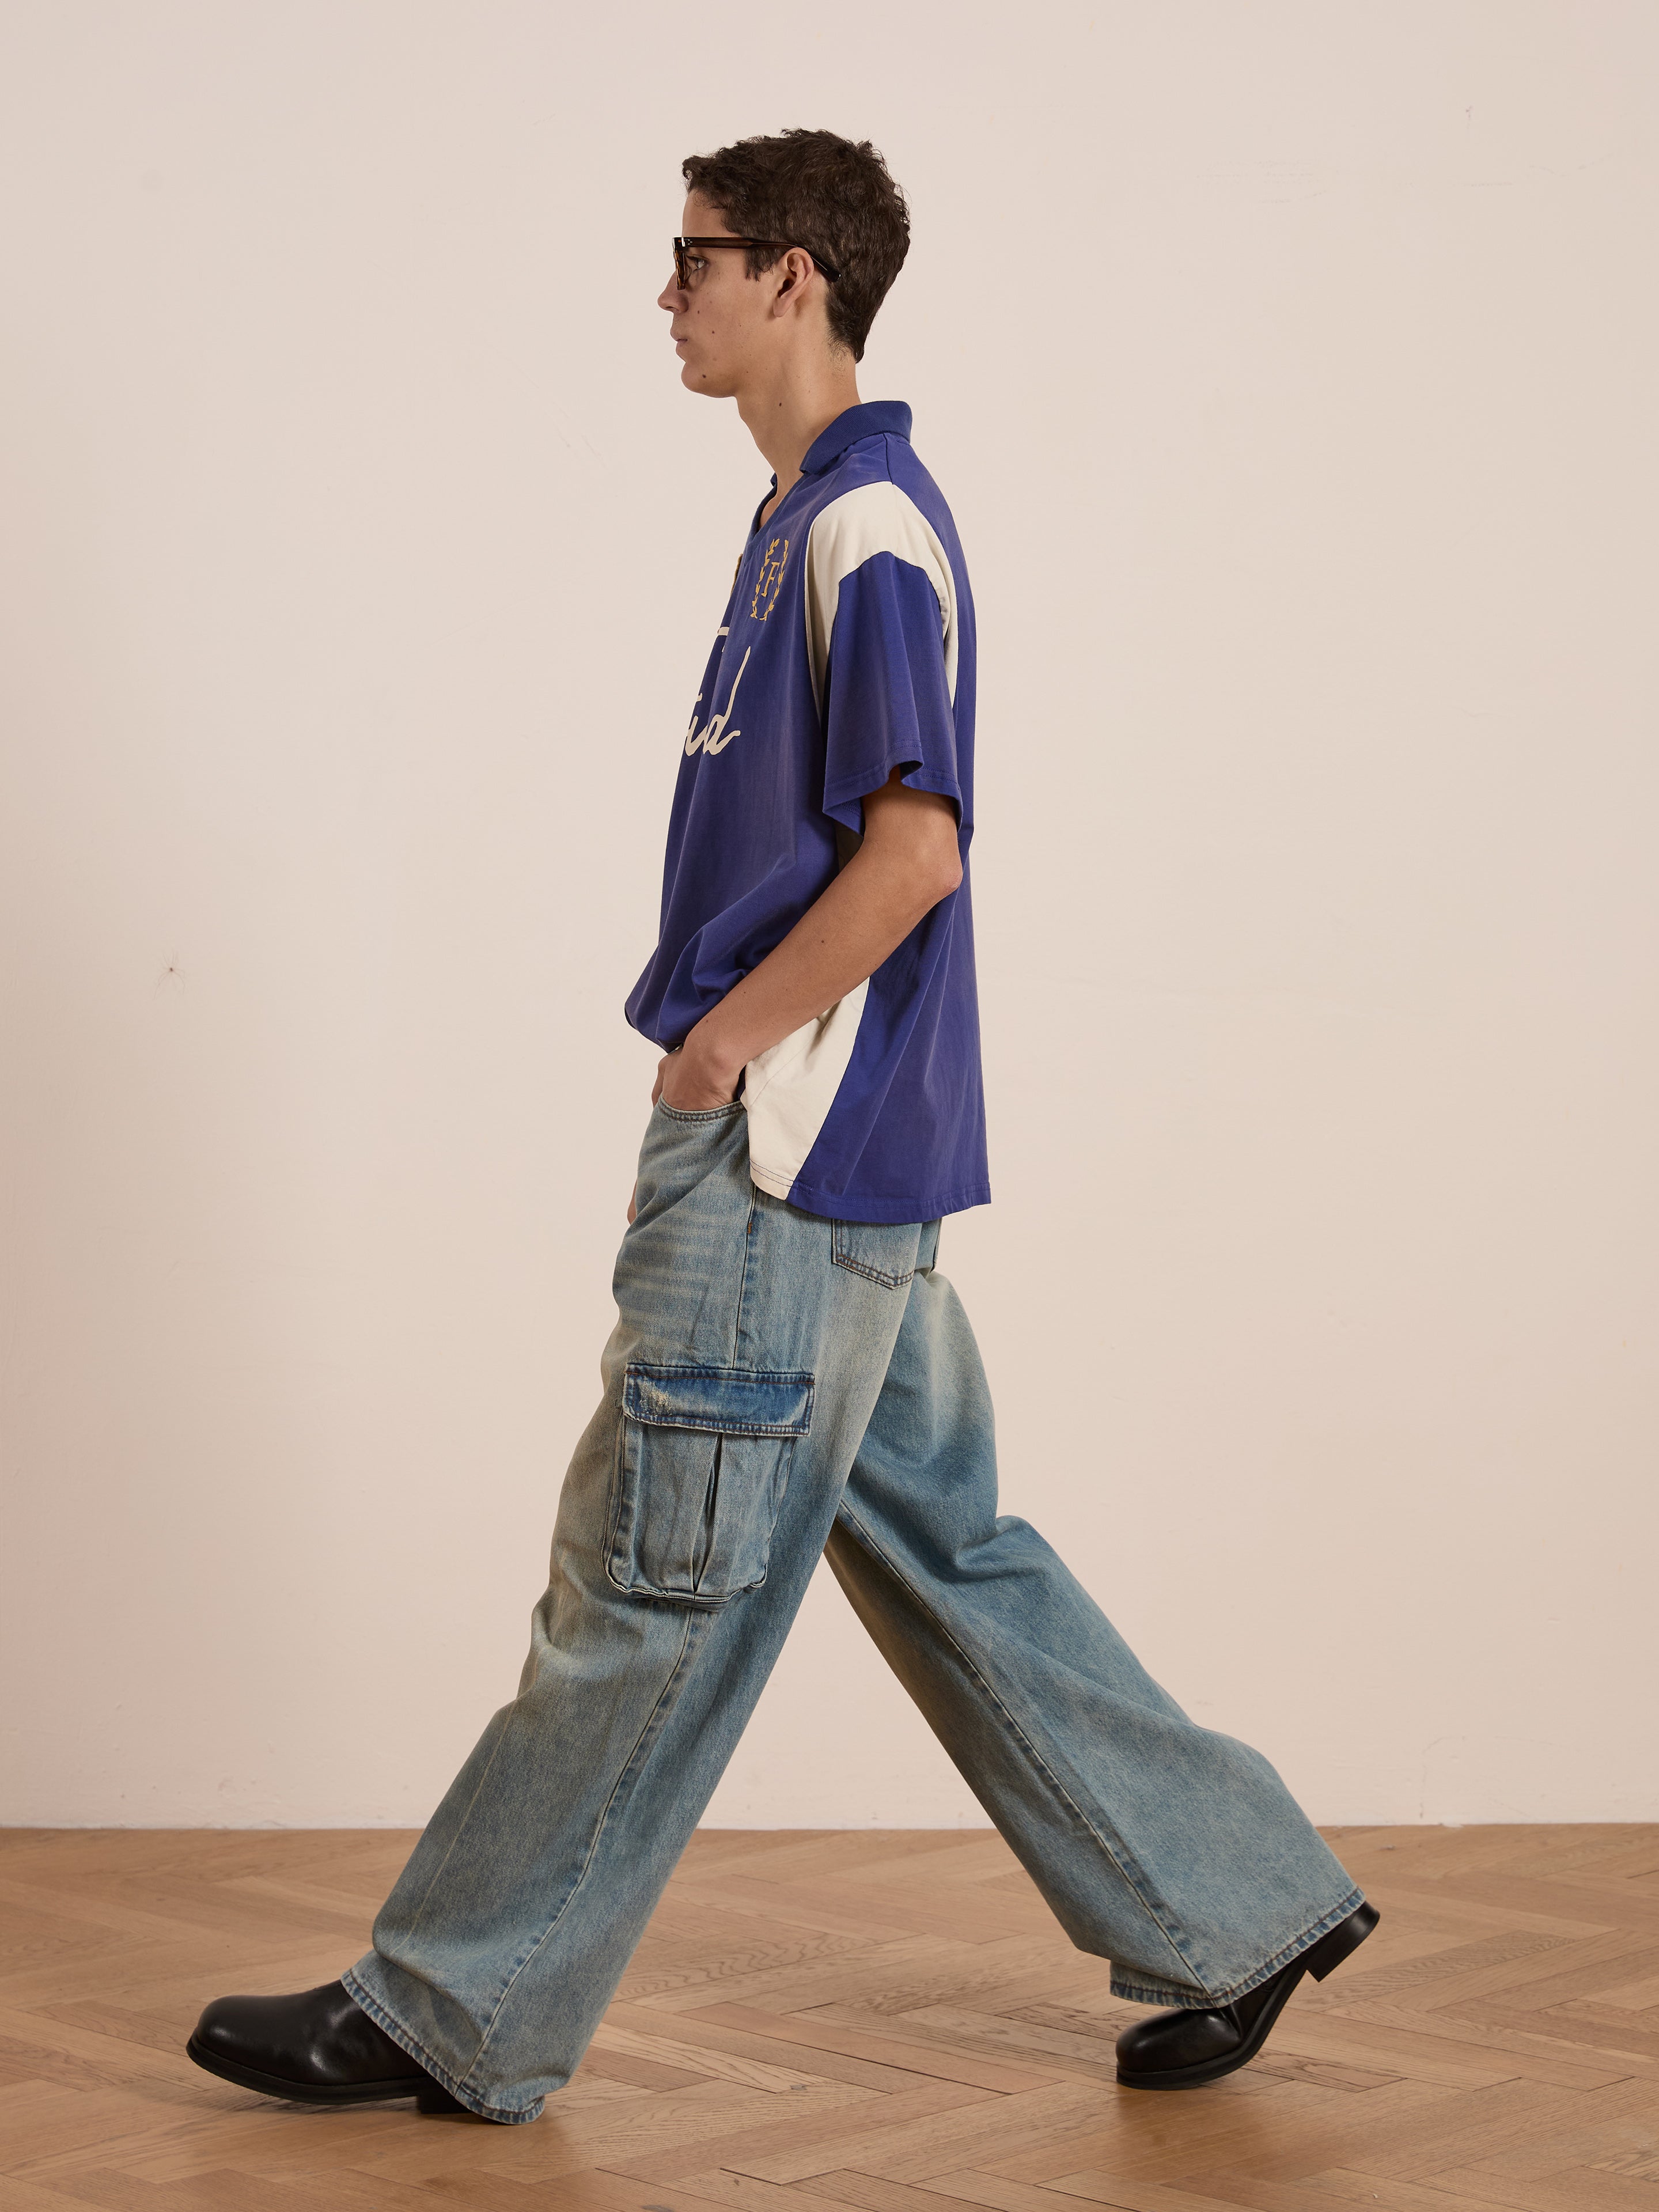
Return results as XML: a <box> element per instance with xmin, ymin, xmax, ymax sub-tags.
<box><xmin>687</xmin><ymin>256</ymin><xmax>707</xmax><ymax>276</ymax></box>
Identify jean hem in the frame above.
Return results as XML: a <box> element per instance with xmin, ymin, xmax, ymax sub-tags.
<box><xmin>1108</xmin><ymin>1884</ymin><xmax>1368</xmax><ymax>2009</ymax></box>
<box><xmin>340</xmin><ymin>1968</ymin><xmax>543</xmax><ymax>2126</ymax></box>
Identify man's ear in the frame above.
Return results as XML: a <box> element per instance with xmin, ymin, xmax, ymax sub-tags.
<box><xmin>770</xmin><ymin>248</ymin><xmax>815</xmax><ymax>314</ymax></box>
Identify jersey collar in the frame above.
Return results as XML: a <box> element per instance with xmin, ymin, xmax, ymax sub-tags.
<box><xmin>800</xmin><ymin>401</ymin><xmax>913</xmax><ymax>476</ymax></box>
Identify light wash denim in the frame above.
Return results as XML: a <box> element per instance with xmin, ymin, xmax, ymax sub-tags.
<box><xmin>344</xmin><ymin>1098</ymin><xmax>1363</xmax><ymax>2123</ymax></box>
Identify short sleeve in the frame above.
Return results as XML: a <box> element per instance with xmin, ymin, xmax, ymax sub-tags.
<box><xmin>806</xmin><ymin>481</ymin><xmax>964</xmax><ymax>836</ymax></box>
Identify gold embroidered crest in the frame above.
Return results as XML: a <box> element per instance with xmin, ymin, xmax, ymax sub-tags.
<box><xmin>750</xmin><ymin>535</ymin><xmax>790</xmax><ymax>622</ymax></box>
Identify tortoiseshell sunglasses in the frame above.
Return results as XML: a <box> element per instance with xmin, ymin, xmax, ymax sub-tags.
<box><xmin>671</xmin><ymin>236</ymin><xmax>842</xmax><ymax>289</ymax></box>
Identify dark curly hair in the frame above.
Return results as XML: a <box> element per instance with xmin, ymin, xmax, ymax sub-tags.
<box><xmin>681</xmin><ymin>128</ymin><xmax>910</xmax><ymax>363</ymax></box>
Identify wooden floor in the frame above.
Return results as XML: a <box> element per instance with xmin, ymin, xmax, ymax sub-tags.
<box><xmin>1</xmin><ymin>1826</ymin><xmax>1656</xmax><ymax>2210</ymax></box>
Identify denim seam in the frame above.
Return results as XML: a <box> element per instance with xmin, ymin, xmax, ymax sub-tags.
<box><xmin>834</xmin><ymin>1503</ymin><xmax>1209</xmax><ymax>1998</ymax></box>
<box><xmin>630</xmin><ymin>1416</ymin><xmax>808</xmax><ymax>1437</ymax></box>
<box><xmin>339</xmin><ymin>1970</ymin><xmax>537</xmax><ymax>2125</ymax></box>
<box><xmin>730</xmin><ymin>1187</ymin><xmax>760</xmax><ymax>1364</ymax></box>
<box><xmin>464</xmin><ymin>1605</ymin><xmax>706</xmax><ymax>2089</ymax></box>
<box><xmin>601</xmin><ymin>1410</ymin><xmax>628</xmax><ymax>1587</ymax></box>
<box><xmin>832</xmin><ymin>1256</ymin><xmax>914</xmax><ymax>1290</ymax></box>
<box><xmin>627</xmin><ymin>1358</ymin><xmax>813</xmax><ymax>1389</ymax></box>
<box><xmin>603</xmin><ymin>1559</ymin><xmax>753</xmax><ymax>1609</ymax></box>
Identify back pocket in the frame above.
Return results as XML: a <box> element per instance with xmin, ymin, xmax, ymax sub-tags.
<box><xmin>831</xmin><ymin>1219</ymin><xmax>922</xmax><ymax>1289</ymax></box>
<box><xmin>607</xmin><ymin>1363</ymin><xmax>815</xmax><ymax>1607</ymax></box>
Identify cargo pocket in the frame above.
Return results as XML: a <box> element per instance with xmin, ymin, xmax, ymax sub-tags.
<box><xmin>607</xmin><ymin>1363</ymin><xmax>815</xmax><ymax>1607</ymax></box>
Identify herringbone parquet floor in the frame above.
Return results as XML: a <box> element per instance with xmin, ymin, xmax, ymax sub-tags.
<box><xmin>1</xmin><ymin>1824</ymin><xmax>1656</xmax><ymax>2209</ymax></box>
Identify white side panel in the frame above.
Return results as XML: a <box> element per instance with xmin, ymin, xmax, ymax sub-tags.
<box><xmin>804</xmin><ymin>480</ymin><xmax>959</xmax><ymax>708</ymax></box>
<box><xmin>743</xmin><ymin>980</ymin><xmax>870</xmax><ymax>1202</ymax></box>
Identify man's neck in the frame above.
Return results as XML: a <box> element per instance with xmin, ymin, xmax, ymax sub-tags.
<box><xmin>736</xmin><ymin>354</ymin><xmax>862</xmax><ymax>516</ymax></box>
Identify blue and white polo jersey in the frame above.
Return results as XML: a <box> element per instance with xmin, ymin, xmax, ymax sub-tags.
<box><xmin>626</xmin><ymin>401</ymin><xmax>989</xmax><ymax>1225</ymax></box>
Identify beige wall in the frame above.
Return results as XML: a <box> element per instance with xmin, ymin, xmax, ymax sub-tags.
<box><xmin>2</xmin><ymin>1</ymin><xmax>1654</xmax><ymax>1829</ymax></box>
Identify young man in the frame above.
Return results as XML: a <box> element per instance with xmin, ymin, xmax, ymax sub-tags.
<box><xmin>188</xmin><ymin>128</ymin><xmax>1376</xmax><ymax>2126</ymax></box>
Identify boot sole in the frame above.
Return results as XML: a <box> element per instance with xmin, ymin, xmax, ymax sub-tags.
<box><xmin>186</xmin><ymin>2035</ymin><xmax>467</xmax><ymax>2113</ymax></box>
<box><xmin>1116</xmin><ymin>1900</ymin><xmax>1380</xmax><ymax>2091</ymax></box>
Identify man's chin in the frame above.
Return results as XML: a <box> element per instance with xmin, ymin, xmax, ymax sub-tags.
<box><xmin>680</xmin><ymin>361</ymin><xmax>736</xmax><ymax>398</ymax></box>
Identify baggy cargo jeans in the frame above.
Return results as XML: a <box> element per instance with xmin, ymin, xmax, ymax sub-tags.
<box><xmin>343</xmin><ymin>1097</ymin><xmax>1364</xmax><ymax>2123</ymax></box>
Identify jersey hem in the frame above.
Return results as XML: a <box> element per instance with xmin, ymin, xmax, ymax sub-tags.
<box><xmin>756</xmin><ymin>1173</ymin><xmax>992</xmax><ymax>1225</ymax></box>
<box><xmin>747</xmin><ymin>1160</ymin><xmax>798</xmax><ymax>1202</ymax></box>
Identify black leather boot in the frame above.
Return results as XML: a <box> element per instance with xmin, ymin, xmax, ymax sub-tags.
<box><xmin>187</xmin><ymin>1979</ymin><xmax>468</xmax><ymax>2112</ymax></box>
<box><xmin>1115</xmin><ymin>1899</ymin><xmax>1379</xmax><ymax>2089</ymax></box>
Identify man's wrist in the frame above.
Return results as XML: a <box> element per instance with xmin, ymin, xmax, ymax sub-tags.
<box><xmin>681</xmin><ymin>1016</ymin><xmax>746</xmax><ymax>1096</ymax></box>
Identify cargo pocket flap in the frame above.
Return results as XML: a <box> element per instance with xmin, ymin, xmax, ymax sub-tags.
<box><xmin>622</xmin><ymin>1363</ymin><xmax>814</xmax><ymax>1438</ymax></box>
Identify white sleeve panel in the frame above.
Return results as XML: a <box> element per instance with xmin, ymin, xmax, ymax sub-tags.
<box><xmin>803</xmin><ymin>480</ymin><xmax>960</xmax><ymax>710</ymax></box>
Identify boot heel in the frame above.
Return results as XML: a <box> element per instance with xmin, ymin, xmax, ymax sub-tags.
<box><xmin>416</xmin><ymin>2081</ymin><xmax>468</xmax><ymax>2115</ymax></box>
<box><xmin>1306</xmin><ymin>1899</ymin><xmax>1380</xmax><ymax>1982</ymax></box>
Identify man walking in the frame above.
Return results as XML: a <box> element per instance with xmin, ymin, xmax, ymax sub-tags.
<box><xmin>189</xmin><ymin>127</ymin><xmax>1375</xmax><ymax>2125</ymax></box>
